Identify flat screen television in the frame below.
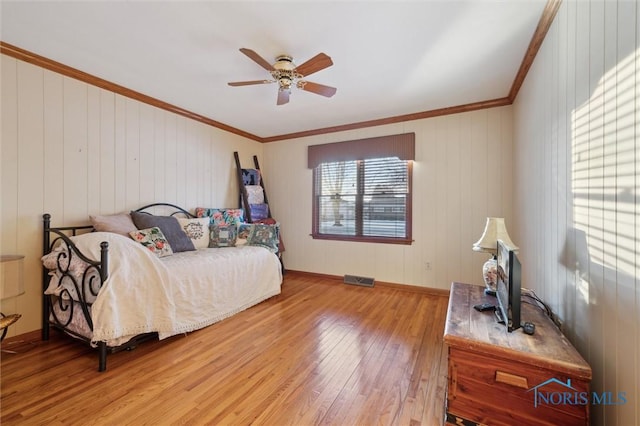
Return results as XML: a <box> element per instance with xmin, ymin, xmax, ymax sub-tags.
<box><xmin>495</xmin><ymin>239</ymin><xmax>521</xmax><ymax>332</ymax></box>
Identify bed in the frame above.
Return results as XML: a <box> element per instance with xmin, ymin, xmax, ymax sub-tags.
<box><xmin>41</xmin><ymin>203</ymin><xmax>283</xmax><ymax>371</ymax></box>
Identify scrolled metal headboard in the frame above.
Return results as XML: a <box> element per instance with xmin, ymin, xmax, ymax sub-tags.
<box><xmin>133</xmin><ymin>203</ymin><xmax>196</xmax><ymax>218</ymax></box>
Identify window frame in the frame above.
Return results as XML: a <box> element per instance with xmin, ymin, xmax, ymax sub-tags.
<box><xmin>311</xmin><ymin>158</ymin><xmax>413</xmax><ymax>245</ymax></box>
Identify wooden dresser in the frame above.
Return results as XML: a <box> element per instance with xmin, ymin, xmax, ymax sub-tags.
<box><xmin>443</xmin><ymin>282</ymin><xmax>592</xmax><ymax>426</ymax></box>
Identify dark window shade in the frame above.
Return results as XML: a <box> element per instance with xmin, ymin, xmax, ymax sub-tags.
<box><xmin>308</xmin><ymin>133</ymin><xmax>415</xmax><ymax>169</ymax></box>
<box><xmin>313</xmin><ymin>157</ymin><xmax>411</xmax><ymax>242</ymax></box>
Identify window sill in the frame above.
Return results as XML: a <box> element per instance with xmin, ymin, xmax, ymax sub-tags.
<box><xmin>311</xmin><ymin>233</ymin><xmax>413</xmax><ymax>245</ymax></box>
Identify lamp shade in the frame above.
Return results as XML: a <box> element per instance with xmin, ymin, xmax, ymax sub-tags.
<box><xmin>1</xmin><ymin>255</ymin><xmax>25</xmax><ymax>300</ymax></box>
<box><xmin>472</xmin><ymin>218</ymin><xmax>518</xmax><ymax>254</ymax></box>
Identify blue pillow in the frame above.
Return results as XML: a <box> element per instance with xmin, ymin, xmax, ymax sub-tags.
<box><xmin>130</xmin><ymin>211</ymin><xmax>195</xmax><ymax>252</ymax></box>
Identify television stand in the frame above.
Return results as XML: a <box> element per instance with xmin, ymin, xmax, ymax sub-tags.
<box><xmin>443</xmin><ymin>282</ymin><xmax>592</xmax><ymax>425</ymax></box>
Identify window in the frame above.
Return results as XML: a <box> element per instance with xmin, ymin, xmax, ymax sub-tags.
<box><xmin>308</xmin><ymin>133</ymin><xmax>414</xmax><ymax>244</ymax></box>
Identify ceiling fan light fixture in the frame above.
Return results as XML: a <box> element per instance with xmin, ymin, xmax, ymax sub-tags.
<box><xmin>278</xmin><ymin>76</ymin><xmax>293</xmax><ymax>90</ymax></box>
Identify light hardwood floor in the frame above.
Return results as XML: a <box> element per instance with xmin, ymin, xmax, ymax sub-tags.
<box><xmin>1</xmin><ymin>272</ymin><xmax>449</xmax><ymax>425</ymax></box>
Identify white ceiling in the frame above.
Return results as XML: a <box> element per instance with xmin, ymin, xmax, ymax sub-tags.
<box><xmin>1</xmin><ymin>1</ymin><xmax>548</xmax><ymax>140</ymax></box>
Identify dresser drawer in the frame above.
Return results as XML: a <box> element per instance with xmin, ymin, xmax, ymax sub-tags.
<box><xmin>447</xmin><ymin>347</ymin><xmax>589</xmax><ymax>426</ymax></box>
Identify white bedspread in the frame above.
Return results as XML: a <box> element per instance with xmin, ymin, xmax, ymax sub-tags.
<box><xmin>65</xmin><ymin>232</ymin><xmax>282</xmax><ymax>347</ymax></box>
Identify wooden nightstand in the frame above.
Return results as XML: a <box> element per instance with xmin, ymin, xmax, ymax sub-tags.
<box><xmin>443</xmin><ymin>282</ymin><xmax>592</xmax><ymax>425</ymax></box>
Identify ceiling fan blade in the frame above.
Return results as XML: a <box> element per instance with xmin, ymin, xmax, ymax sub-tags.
<box><xmin>228</xmin><ymin>80</ymin><xmax>273</xmax><ymax>87</ymax></box>
<box><xmin>294</xmin><ymin>53</ymin><xmax>333</xmax><ymax>77</ymax></box>
<box><xmin>299</xmin><ymin>81</ymin><xmax>337</xmax><ymax>98</ymax></box>
<box><xmin>239</xmin><ymin>48</ymin><xmax>275</xmax><ymax>71</ymax></box>
<box><xmin>277</xmin><ymin>89</ymin><xmax>290</xmax><ymax>105</ymax></box>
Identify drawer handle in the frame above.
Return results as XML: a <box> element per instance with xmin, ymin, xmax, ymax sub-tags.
<box><xmin>495</xmin><ymin>371</ymin><xmax>529</xmax><ymax>389</ymax></box>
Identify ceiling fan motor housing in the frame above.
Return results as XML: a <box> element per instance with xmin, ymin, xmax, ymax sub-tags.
<box><xmin>274</xmin><ymin>55</ymin><xmax>294</xmax><ymax>69</ymax></box>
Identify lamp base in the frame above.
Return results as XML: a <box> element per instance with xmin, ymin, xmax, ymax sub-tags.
<box><xmin>482</xmin><ymin>256</ymin><xmax>498</xmax><ymax>296</ymax></box>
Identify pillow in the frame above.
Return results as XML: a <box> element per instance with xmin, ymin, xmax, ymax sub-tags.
<box><xmin>196</xmin><ymin>208</ymin><xmax>245</xmax><ymax>226</ymax></box>
<box><xmin>177</xmin><ymin>217</ymin><xmax>210</xmax><ymax>249</ymax></box>
<box><xmin>129</xmin><ymin>227</ymin><xmax>173</xmax><ymax>258</ymax></box>
<box><xmin>209</xmin><ymin>224</ymin><xmax>238</xmax><ymax>248</ymax></box>
<box><xmin>90</xmin><ymin>213</ymin><xmax>137</xmax><ymax>237</ymax></box>
<box><xmin>246</xmin><ymin>223</ymin><xmax>279</xmax><ymax>253</ymax></box>
<box><xmin>130</xmin><ymin>211</ymin><xmax>195</xmax><ymax>252</ymax></box>
<box><xmin>42</xmin><ymin>243</ymin><xmax>89</xmax><ymax>273</ymax></box>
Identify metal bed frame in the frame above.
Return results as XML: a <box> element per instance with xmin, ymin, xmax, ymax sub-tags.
<box><xmin>42</xmin><ymin>203</ymin><xmax>194</xmax><ymax>371</ymax></box>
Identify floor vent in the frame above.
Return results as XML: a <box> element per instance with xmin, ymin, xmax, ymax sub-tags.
<box><xmin>343</xmin><ymin>275</ymin><xmax>375</xmax><ymax>287</ymax></box>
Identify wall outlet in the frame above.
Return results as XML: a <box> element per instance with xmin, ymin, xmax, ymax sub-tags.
<box><xmin>425</xmin><ymin>262</ymin><xmax>432</xmax><ymax>271</ymax></box>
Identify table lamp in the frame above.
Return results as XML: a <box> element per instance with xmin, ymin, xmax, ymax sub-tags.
<box><xmin>472</xmin><ymin>218</ymin><xmax>517</xmax><ymax>296</ymax></box>
<box><xmin>1</xmin><ymin>255</ymin><xmax>25</xmax><ymax>341</ymax></box>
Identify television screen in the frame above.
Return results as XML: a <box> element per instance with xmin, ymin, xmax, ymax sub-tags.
<box><xmin>496</xmin><ymin>239</ymin><xmax>521</xmax><ymax>332</ymax></box>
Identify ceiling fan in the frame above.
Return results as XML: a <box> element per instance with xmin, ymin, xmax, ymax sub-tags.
<box><xmin>228</xmin><ymin>48</ymin><xmax>337</xmax><ymax>106</ymax></box>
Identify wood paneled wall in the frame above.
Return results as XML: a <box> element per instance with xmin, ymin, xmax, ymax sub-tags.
<box><xmin>0</xmin><ymin>55</ymin><xmax>263</xmax><ymax>336</ymax></box>
<box><xmin>0</xmin><ymin>53</ymin><xmax>514</xmax><ymax>336</ymax></box>
<box><xmin>262</xmin><ymin>106</ymin><xmax>514</xmax><ymax>291</ymax></box>
<box><xmin>513</xmin><ymin>1</ymin><xmax>639</xmax><ymax>424</ymax></box>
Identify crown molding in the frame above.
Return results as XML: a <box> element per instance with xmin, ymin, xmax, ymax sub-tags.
<box><xmin>508</xmin><ymin>0</ymin><xmax>562</xmax><ymax>102</ymax></box>
<box><xmin>261</xmin><ymin>98</ymin><xmax>512</xmax><ymax>143</ymax></box>
<box><xmin>0</xmin><ymin>41</ymin><xmax>263</xmax><ymax>142</ymax></box>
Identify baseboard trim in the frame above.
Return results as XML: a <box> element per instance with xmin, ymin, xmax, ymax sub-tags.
<box><xmin>1</xmin><ymin>329</ymin><xmax>41</xmax><ymax>345</ymax></box>
<box><xmin>285</xmin><ymin>270</ymin><xmax>450</xmax><ymax>297</ymax></box>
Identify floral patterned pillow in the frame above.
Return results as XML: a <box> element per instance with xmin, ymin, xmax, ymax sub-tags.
<box><xmin>129</xmin><ymin>227</ymin><xmax>173</xmax><ymax>257</ymax></box>
<box><xmin>209</xmin><ymin>224</ymin><xmax>238</xmax><ymax>248</ymax></box>
<box><xmin>196</xmin><ymin>208</ymin><xmax>245</xmax><ymax>226</ymax></box>
<box><xmin>246</xmin><ymin>224</ymin><xmax>279</xmax><ymax>253</ymax></box>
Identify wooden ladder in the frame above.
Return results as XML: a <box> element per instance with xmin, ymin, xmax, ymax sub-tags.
<box><xmin>234</xmin><ymin>152</ymin><xmax>285</xmax><ymax>272</ymax></box>
<box><xmin>234</xmin><ymin>151</ymin><xmax>271</xmax><ymax>223</ymax></box>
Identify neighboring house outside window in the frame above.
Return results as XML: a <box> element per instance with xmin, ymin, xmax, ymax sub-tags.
<box><xmin>308</xmin><ymin>133</ymin><xmax>414</xmax><ymax>245</ymax></box>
